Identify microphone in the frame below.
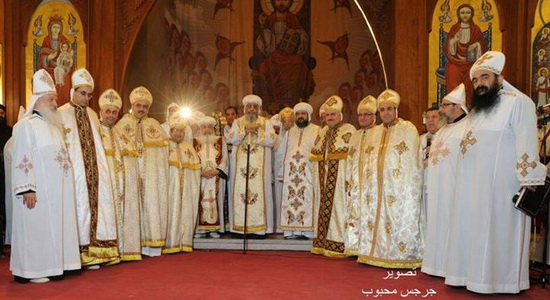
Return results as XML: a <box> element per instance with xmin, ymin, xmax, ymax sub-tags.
<box><xmin>425</xmin><ymin>134</ymin><xmax>432</xmax><ymax>159</ymax></box>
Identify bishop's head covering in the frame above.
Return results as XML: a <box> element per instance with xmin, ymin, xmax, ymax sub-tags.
<box><xmin>443</xmin><ymin>83</ymin><xmax>468</xmax><ymax>114</ymax></box>
<box><xmin>323</xmin><ymin>95</ymin><xmax>344</xmax><ymax>113</ymax></box>
<box><xmin>279</xmin><ymin>107</ymin><xmax>294</xmax><ymax>120</ymax></box>
<box><xmin>377</xmin><ymin>89</ymin><xmax>400</xmax><ymax>109</ymax></box>
<box><xmin>294</xmin><ymin>102</ymin><xmax>313</xmax><ymax>120</ymax></box>
<box><xmin>99</xmin><ymin>89</ymin><xmax>122</xmax><ymax>110</ymax></box>
<box><xmin>188</xmin><ymin>111</ymin><xmax>205</xmax><ymax>124</ymax></box>
<box><xmin>26</xmin><ymin>69</ymin><xmax>56</xmax><ymax>116</ymax></box>
<box><xmin>270</xmin><ymin>114</ymin><xmax>282</xmax><ymax>128</ymax></box>
<box><xmin>198</xmin><ymin>116</ymin><xmax>217</xmax><ymax>126</ymax></box>
<box><xmin>169</xmin><ymin>114</ymin><xmax>186</xmax><ymax>129</ymax></box>
<box><xmin>357</xmin><ymin>95</ymin><xmax>377</xmax><ymax>114</ymax></box>
<box><xmin>319</xmin><ymin>103</ymin><xmax>327</xmax><ymax>118</ymax></box>
<box><xmin>72</xmin><ymin>68</ymin><xmax>95</xmax><ymax>90</ymax></box>
<box><xmin>242</xmin><ymin>94</ymin><xmax>262</xmax><ymax>106</ymax></box>
<box><xmin>166</xmin><ymin>102</ymin><xmax>180</xmax><ymax>118</ymax></box>
<box><xmin>469</xmin><ymin>51</ymin><xmax>506</xmax><ymax>80</ymax></box>
<box><xmin>130</xmin><ymin>86</ymin><xmax>153</xmax><ymax>105</ymax></box>
<box><xmin>17</xmin><ymin>106</ymin><xmax>26</xmax><ymax>122</ymax></box>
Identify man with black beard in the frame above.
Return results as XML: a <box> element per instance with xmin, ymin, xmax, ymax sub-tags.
<box><xmin>0</xmin><ymin>104</ymin><xmax>12</xmax><ymax>255</ymax></box>
<box><xmin>278</xmin><ymin>102</ymin><xmax>319</xmax><ymax>239</ymax></box>
<box><xmin>445</xmin><ymin>51</ymin><xmax>547</xmax><ymax>294</ymax></box>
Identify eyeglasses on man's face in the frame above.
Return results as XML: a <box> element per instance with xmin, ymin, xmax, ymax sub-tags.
<box><xmin>77</xmin><ymin>90</ymin><xmax>93</xmax><ymax>98</ymax></box>
<box><xmin>440</xmin><ymin>103</ymin><xmax>456</xmax><ymax>107</ymax></box>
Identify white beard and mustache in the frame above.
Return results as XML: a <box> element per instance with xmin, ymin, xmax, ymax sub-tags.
<box><xmin>197</xmin><ymin>134</ymin><xmax>217</xmax><ymax>145</ymax></box>
<box><xmin>37</xmin><ymin>107</ymin><xmax>63</xmax><ymax>131</ymax></box>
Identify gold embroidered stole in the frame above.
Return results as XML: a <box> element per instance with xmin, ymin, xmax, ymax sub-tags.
<box><xmin>312</xmin><ymin>126</ymin><xmax>345</xmax><ymax>254</ymax></box>
<box><xmin>74</xmin><ymin>106</ymin><xmax>117</xmax><ymax>252</ymax></box>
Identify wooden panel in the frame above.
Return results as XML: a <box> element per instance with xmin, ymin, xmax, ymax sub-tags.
<box><xmin>87</xmin><ymin>0</ymin><xmax>117</xmax><ymax>112</ymax></box>
<box><xmin>393</xmin><ymin>1</ymin><xmax>429</xmax><ymax>129</ymax></box>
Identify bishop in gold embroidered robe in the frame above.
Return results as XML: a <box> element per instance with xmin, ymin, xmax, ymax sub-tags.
<box><xmin>310</xmin><ymin>96</ymin><xmax>356</xmax><ymax>257</ymax></box>
<box><xmin>98</xmin><ymin>89</ymin><xmax>142</xmax><ymax>261</ymax></box>
<box><xmin>358</xmin><ymin>89</ymin><xmax>424</xmax><ymax>269</ymax></box>
<box><xmin>114</xmin><ymin>87</ymin><xmax>169</xmax><ymax>257</ymax></box>
<box><xmin>193</xmin><ymin>116</ymin><xmax>228</xmax><ymax>237</ymax></box>
<box><xmin>345</xmin><ymin>96</ymin><xmax>377</xmax><ymax>256</ymax></box>
<box><xmin>164</xmin><ymin>116</ymin><xmax>201</xmax><ymax>253</ymax></box>
<box><xmin>227</xmin><ymin>95</ymin><xmax>276</xmax><ymax>235</ymax></box>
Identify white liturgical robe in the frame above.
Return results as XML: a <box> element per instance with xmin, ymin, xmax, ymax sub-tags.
<box><xmin>358</xmin><ymin>119</ymin><xmax>424</xmax><ymax>269</ymax></box>
<box><xmin>421</xmin><ymin>114</ymin><xmax>467</xmax><ymax>277</ymax></box>
<box><xmin>10</xmin><ymin>113</ymin><xmax>81</xmax><ymax>278</ymax></box>
<box><xmin>279</xmin><ymin>123</ymin><xmax>320</xmax><ymax>234</ymax></box>
<box><xmin>99</xmin><ymin>124</ymin><xmax>142</xmax><ymax>261</ymax></box>
<box><xmin>227</xmin><ymin>116</ymin><xmax>276</xmax><ymax>234</ymax></box>
<box><xmin>3</xmin><ymin>138</ymin><xmax>13</xmax><ymax>245</ymax></box>
<box><xmin>164</xmin><ymin>141</ymin><xmax>201</xmax><ymax>253</ymax></box>
<box><xmin>193</xmin><ymin>135</ymin><xmax>228</xmax><ymax>233</ymax></box>
<box><xmin>345</xmin><ymin>126</ymin><xmax>374</xmax><ymax>255</ymax></box>
<box><xmin>310</xmin><ymin>123</ymin><xmax>356</xmax><ymax>257</ymax></box>
<box><xmin>445</xmin><ymin>81</ymin><xmax>547</xmax><ymax>294</ymax></box>
<box><xmin>115</xmin><ymin>114</ymin><xmax>169</xmax><ymax>252</ymax></box>
<box><xmin>59</xmin><ymin>103</ymin><xmax>118</xmax><ymax>264</ymax></box>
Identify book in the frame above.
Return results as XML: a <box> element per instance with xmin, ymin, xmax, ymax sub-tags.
<box><xmin>512</xmin><ymin>177</ymin><xmax>550</xmax><ymax>217</ymax></box>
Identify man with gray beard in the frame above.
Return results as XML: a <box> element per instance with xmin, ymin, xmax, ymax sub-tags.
<box><xmin>10</xmin><ymin>69</ymin><xmax>80</xmax><ymax>283</ymax></box>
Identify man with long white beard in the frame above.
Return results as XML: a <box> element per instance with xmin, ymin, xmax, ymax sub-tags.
<box><xmin>58</xmin><ymin>69</ymin><xmax>118</xmax><ymax>268</ymax></box>
<box><xmin>345</xmin><ymin>95</ymin><xmax>377</xmax><ymax>256</ymax></box>
<box><xmin>227</xmin><ymin>95</ymin><xmax>277</xmax><ymax>236</ymax></box>
<box><xmin>164</xmin><ymin>115</ymin><xmax>201</xmax><ymax>253</ymax></box>
<box><xmin>98</xmin><ymin>89</ymin><xmax>141</xmax><ymax>262</ymax></box>
<box><xmin>193</xmin><ymin>116</ymin><xmax>228</xmax><ymax>238</ymax></box>
<box><xmin>115</xmin><ymin>87</ymin><xmax>169</xmax><ymax>257</ymax></box>
<box><xmin>358</xmin><ymin>89</ymin><xmax>424</xmax><ymax>268</ymax></box>
<box><xmin>421</xmin><ymin>83</ymin><xmax>468</xmax><ymax>278</ymax></box>
<box><xmin>279</xmin><ymin>103</ymin><xmax>319</xmax><ymax>240</ymax></box>
<box><xmin>10</xmin><ymin>69</ymin><xmax>80</xmax><ymax>283</ymax></box>
<box><xmin>445</xmin><ymin>51</ymin><xmax>546</xmax><ymax>294</ymax></box>
<box><xmin>310</xmin><ymin>95</ymin><xmax>356</xmax><ymax>257</ymax></box>
<box><xmin>273</xmin><ymin>107</ymin><xmax>294</xmax><ymax>233</ymax></box>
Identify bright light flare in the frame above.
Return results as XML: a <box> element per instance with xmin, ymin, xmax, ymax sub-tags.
<box><xmin>179</xmin><ymin>107</ymin><xmax>193</xmax><ymax>119</ymax></box>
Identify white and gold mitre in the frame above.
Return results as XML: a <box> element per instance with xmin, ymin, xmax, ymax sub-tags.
<box><xmin>169</xmin><ymin>114</ymin><xmax>186</xmax><ymax>129</ymax></box>
<box><xmin>72</xmin><ymin>68</ymin><xmax>95</xmax><ymax>90</ymax></box>
<box><xmin>198</xmin><ymin>116</ymin><xmax>217</xmax><ymax>126</ymax></box>
<box><xmin>357</xmin><ymin>95</ymin><xmax>377</xmax><ymax>114</ymax></box>
<box><xmin>99</xmin><ymin>89</ymin><xmax>122</xmax><ymax>110</ymax></box>
<box><xmin>469</xmin><ymin>51</ymin><xmax>505</xmax><ymax>79</ymax></box>
<box><xmin>323</xmin><ymin>95</ymin><xmax>343</xmax><ymax>112</ymax></box>
<box><xmin>443</xmin><ymin>83</ymin><xmax>468</xmax><ymax>114</ymax></box>
<box><xmin>130</xmin><ymin>86</ymin><xmax>153</xmax><ymax>105</ymax></box>
<box><xmin>27</xmin><ymin>69</ymin><xmax>56</xmax><ymax>115</ymax></box>
<box><xmin>376</xmin><ymin>89</ymin><xmax>400</xmax><ymax>109</ymax></box>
